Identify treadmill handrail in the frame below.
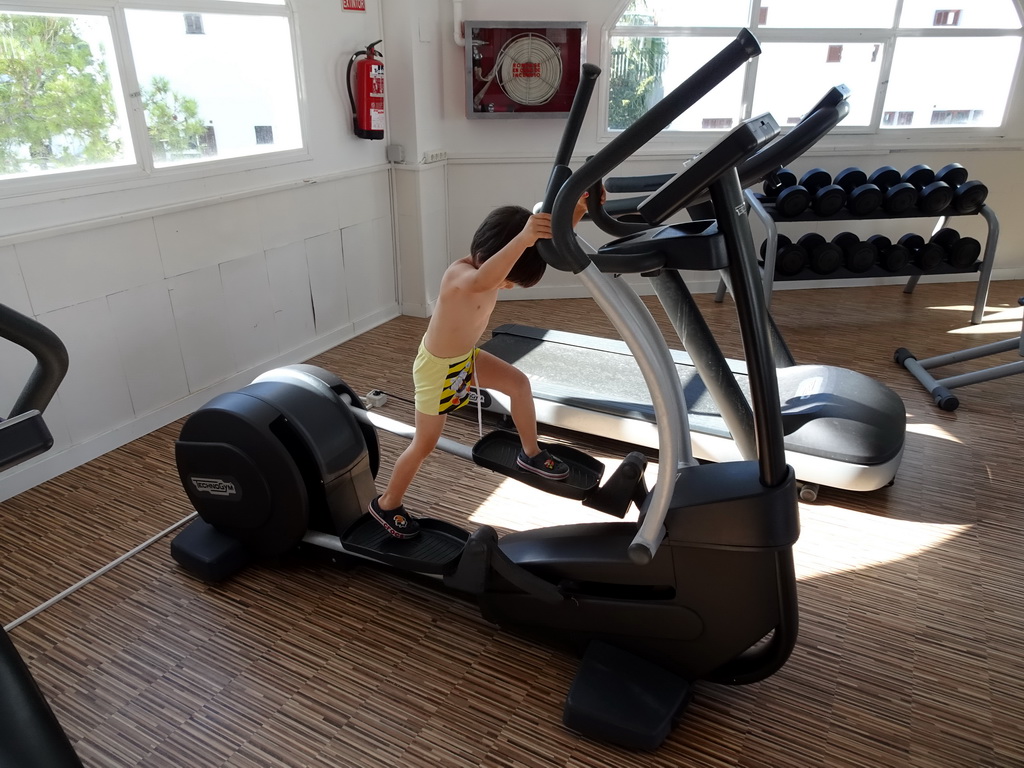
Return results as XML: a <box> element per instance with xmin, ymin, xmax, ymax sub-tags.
<box><xmin>585</xmin><ymin>86</ymin><xmax>851</xmax><ymax>235</ymax></box>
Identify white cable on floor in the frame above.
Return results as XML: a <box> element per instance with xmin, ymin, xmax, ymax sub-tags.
<box><xmin>4</xmin><ymin>512</ymin><xmax>198</xmax><ymax>632</ymax></box>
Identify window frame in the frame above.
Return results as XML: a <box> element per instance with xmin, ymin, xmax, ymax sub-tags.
<box><xmin>600</xmin><ymin>1</ymin><xmax>1024</xmax><ymax>149</ymax></box>
<box><xmin>0</xmin><ymin>0</ymin><xmax>308</xmax><ymax>201</ymax></box>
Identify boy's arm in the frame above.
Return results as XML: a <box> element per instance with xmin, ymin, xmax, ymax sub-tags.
<box><xmin>458</xmin><ymin>213</ymin><xmax>552</xmax><ymax>293</ymax></box>
<box><xmin>572</xmin><ymin>186</ymin><xmax>606</xmax><ymax>228</ymax></box>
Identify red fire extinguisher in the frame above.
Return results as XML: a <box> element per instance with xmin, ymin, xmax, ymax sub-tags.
<box><xmin>347</xmin><ymin>40</ymin><xmax>384</xmax><ymax>140</ymax></box>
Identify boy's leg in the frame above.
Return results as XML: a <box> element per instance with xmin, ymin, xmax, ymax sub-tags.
<box><xmin>474</xmin><ymin>350</ymin><xmax>569</xmax><ymax>480</ymax></box>
<box><xmin>474</xmin><ymin>350</ymin><xmax>540</xmax><ymax>455</ymax></box>
<box><xmin>370</xmin><ymin>410</ymin><xmax>447</xmax><ymax>538</ymax></box>
<box><xmin>378</xmin><ymin>410</ymin><xmax>447</xmax><ymax>510</ymax></box>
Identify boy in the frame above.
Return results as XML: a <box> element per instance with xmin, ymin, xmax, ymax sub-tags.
<box><xmin>368</xmin><ymin>194</ymin><xmax>593</xmax><ymax>539</ymax></box>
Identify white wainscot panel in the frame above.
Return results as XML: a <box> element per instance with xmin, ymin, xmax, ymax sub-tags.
<box><xmin>107</xmin><ymin>283</ymin><xmax>190</xmax><ymax>416</ymax></box>
<box><xmin>337</xmin><ymin>172</ymin><xmax>391</xmax><ymax>231</ymax></box>
<box><xmin>38</xmin><ymin>299</ymin><xmax>134</xmax><ymax>444</ymax></box>
<box><xmin>155</xmin><ymin>198</ymin><xmax>264</xmax><ymax>278</ymax></box>
<box><xmin>258</xmin><ymin>183</ymin><xmax>342</xmax><ymax>252</ymax></box>
<box><xmin>0</xmin><ymin>245</ymin><xmax>32</xmax><ymax>315</ymax></box>
<box><xmin>167</xmin><ymin>267</ymin><xmax>236</xmax><ymax>392</ymax></box>
<box><xmin>305</xmin><ymin>231</ymin><xmax>351</xmax><ymax>336</ymax></box>
<box><xmin>220</xmin><ymin>254</ymin><xmax>279</xmax><ymax>371</ymax></box>
<box><xmin>392</xmin><ymin>168</ymin><xmax>423</xmax><ymax>220</ymax></box>
<box><xmin>266</xmin><ymin>241</ymin><xmax>316</xmax><ymax>352</ymax></box>
<box><xmin>16</xmin><ymin>220</ymin><xmax>164</xmax><ymax>315</ymax></box>
<box><xmin>342</xmin><ymin>218</ymin><xmax>396</xmax><ymax>325</ymax></box>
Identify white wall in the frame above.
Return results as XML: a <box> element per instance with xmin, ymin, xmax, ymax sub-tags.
<box><xmin>0</xmin><ymin>1</ymin><xmax>400</xmax><ymax>500</ymax></box>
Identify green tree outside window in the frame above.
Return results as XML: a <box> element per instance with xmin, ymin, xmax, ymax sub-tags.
<box><xmin>0</xmin><ymin>14</ymin><xmax>119</xmax><ymax>174</ymax></box>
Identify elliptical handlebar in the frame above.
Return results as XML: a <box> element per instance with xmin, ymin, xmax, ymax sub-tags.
<box><xmin>0</xmin><ymin>304</ymin><xmax>69</xmax><ymax>420</ymax></box>
<box><xmin>545</xmin><ymin>29</ymin><xmax>761</xmax><ymax>274</ymax></box>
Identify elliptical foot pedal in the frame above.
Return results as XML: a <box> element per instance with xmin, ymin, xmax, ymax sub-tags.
<box><xmin>341</xmin><ymin>515</ymin><xmax>469</xmax><ymax>575</ymax></box>
<box><xmin>563</xmin><ymin>641</ymin><xmax>692</xmax><ymax>751</ymax></box>
<box><xmin>472</xmin><ymin>430</ymin><xmax>602</xmax><ymax>499</ymax></box>
<box><xmin>171</xmin><ymin>519</ymin><xmax>253</xmax><ymax>582</ymax></box>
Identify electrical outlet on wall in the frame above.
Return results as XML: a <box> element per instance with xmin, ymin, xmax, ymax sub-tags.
<box><xmin>422</xmin><ymin>149</ymin><xmax>447</xmax><ymax>164</ymax></box>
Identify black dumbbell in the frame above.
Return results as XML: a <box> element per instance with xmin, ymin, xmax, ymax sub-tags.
<box><xmin>898</xmin><ymin>233</ymin><xmax>944</xmax><ymax>271</ymax></box>
<box><xmin>867</xmin><ymin>166</ymin><xmax>919</xmax><ymax>215</ymax></box>
<box><xmin>799</xmin><ymin>168</ymin><xmax>847</xmax><ymax>216</ymax></box>
<box><xmin>902</xmin><ymin>164</ymin><xmax>955</xmax><ymax>214</ymax></box>
<box><xmin>833</xmin><ymin>232</ymin><xmax>877</xmax><ymax>273</ymax></box>
<box><xmin>761</xmin><ymin>235</ymin><xmax>809</xmax><ymax>276</ymax></box>
<box><xmin>935</xmin><ymin>162</ymin><xmax>969</xmax><ymax>188</ymax></box>
<box><xmin>763</xmin><ymin>168</ymin><xmax>811</xmax><ymax>217</ymax></box>
<box><xmin>867</xmin><ymin>235</ymin><xmax>911</xmax><ymax>273</ymax></box>
<box><xmin>833</xmin><ymin>168</ymin><xmax>883</xmax><ymax>216</ymax></box>
<box><xmin>931</xmin><ymin>228</ymin><xmax>982</xmax><ymax>269</ymax></box>
<box><xmin>797</xmin><ymin>233</ymin><xmax>843</xmax><ymax>275</ymax></box>
<box><xmin>952</xmin><ymin>180</ymin><xmax>989</xmax><ymax>213</ymax></box>
<box><xmin>934</xmin><ymin>162</ymin><xmax>990</xmax><ymax>213</ymax></box>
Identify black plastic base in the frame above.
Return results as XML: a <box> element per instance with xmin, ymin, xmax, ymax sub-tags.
<box><xmin>340</xmin><ymin>515</ymin><xmax>469</xmax><ymax>575</ymax></box>
<box><xmin>472</xmin><ymin>430</ymin><xmax>602</xmax><ymax>500</ymax></box>
<box><xmin>563</xmin><ymin>641</ymin><xmax>693</xmax><ymax>751</ymax></box>
<box><xmin>171</xmin><ymin>519</ymin><xmax>253</xmax><ymax>582</ymax></box>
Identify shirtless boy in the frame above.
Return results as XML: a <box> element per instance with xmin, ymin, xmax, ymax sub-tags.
<box><xmin>368</xmin><ymin>195</ymin><xmax>591</xmax><ymax>538</ymax></box>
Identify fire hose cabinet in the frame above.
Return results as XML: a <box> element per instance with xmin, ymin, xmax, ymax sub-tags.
<box><xmin>465</xmin><ymin>21</ymin><xmax>587</xmax><ymax>119</ymax></box>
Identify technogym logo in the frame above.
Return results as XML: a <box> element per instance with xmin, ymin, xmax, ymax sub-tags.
<box><xmin>190</xmin><ymin>476</ymin><xmax>238</xmax><ymax>497</ymax></box>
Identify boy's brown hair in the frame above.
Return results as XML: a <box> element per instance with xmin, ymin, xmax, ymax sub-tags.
<box><xmin>469</xmin><ymin>205</ymin><xmax>547</xmax><ymax>288</ymax></box>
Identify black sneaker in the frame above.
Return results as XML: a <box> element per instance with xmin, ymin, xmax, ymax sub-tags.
<box><xmin>368</xmin><ymin>496</ymin><xmax>420</xmax><ymax>539</ymax></box>
<box><xmin>516</xmin><ymin>449</ymin><xmax>570</xmax><ymax>480</ymax></box>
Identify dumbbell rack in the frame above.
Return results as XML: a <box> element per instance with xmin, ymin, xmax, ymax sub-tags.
<box><xmin>730</xmin><ymin>190</ymin><xmax>999</xmax><ymax>325</ymax></box>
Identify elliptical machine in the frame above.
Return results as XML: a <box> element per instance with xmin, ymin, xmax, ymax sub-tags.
<box><xmin>171</xmin><ymin>30</ymin><xmax>800</xmax><ymax>751</ymax></box>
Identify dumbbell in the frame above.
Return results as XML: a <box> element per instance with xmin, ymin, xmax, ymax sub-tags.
<box><xmin>934</xmin><ymin>162</ymin><xmax>989</xmax><ymax>213</ymax></box>
<box><xmin>799</xmin><ymin>168</ymin><xmax>847</xmax><ymax>217</ymax></box>
<box><xmin>931</xmin><ymin>228</ymin><xmax>983</xmax><ymax>269</ymax></box>
<box><xmin>867</xmin><ymin>166</ymin><xmax>919</xmax><ymax>215</ymax></box>
<box><xmin>763</xmin><ymin>168</ymin><xmax>811</xmax><ymax>217</ymax></box>
<box><xmin>901</xmin><ymin>164</ymin><xmax>955</xmax><ymax>214</ymax></box>
<box><xmin>866</xmin><ymin>235</ymin><xmax>910</xmax><ymax>273</ymax></box>
<box><xmin>760</xmin><ymin>235</ymin><xmax>808</xmax><ymax>276</ymax></box>
<box><xmin>897</xmin><ymin>233</ymin><xmax>944</xmax><ymax>271</ymax></box>
<box><xmin>833</xmin><ymin>168</ymin><xmax>884</xmax><ymax>216</ymax></box>
<box><xmin>797</xmin><ymin>233</ymin><xmax>843</xmax><ymax>275</ymax></box>
<box><xmin>832</xmin><ymin>232</ymin><xmax>878</xmax><ymax>273</ymax></box>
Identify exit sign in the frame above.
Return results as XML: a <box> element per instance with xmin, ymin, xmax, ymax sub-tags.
<box><xmin>342</xmin><ymin>0</ymin><xmax>366</xmax><ymax>10</ymax></box>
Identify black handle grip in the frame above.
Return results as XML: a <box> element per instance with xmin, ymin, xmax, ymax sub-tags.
<box><xmin>536</xmin><ymin>63</ymin><xmax>602</xmax><ymax>267</ymax></box>
<box><xmin>0</xmin><ymin>304</ymin><xmax>69</xmax><ymax>419</ymax></box>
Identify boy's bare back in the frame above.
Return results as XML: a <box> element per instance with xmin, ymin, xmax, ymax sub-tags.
<box><xmin>422</xmin><ymin>213</ymin><xmax>551</xmax><ymax>358</ymax></box>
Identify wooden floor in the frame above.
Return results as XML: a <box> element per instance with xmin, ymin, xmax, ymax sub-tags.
<box><xmin>2</xmin><ymin>277</ymin><xmax>1023</xmax><ymax>767</ymax></box>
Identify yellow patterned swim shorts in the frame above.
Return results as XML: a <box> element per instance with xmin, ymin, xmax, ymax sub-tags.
<box><xmin>413</xmin><ymin>340</ymin><xmax>478</xmax><ymax>415</ymax></box>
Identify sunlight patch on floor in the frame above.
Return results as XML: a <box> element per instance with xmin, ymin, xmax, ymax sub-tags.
<box><xmin>794</xmin><ymin>503</ymin><xmax>969</xmax><ymax>579</ymax></box>
<box><xmin>934</xmin><ymin>303</ymin><xmax>1023</xmax><ymax>336</ymax></box>
<box><xmin>905</xmin><ymin>420</ymin><xmax>963</xmax><ymax>444</ymax></box>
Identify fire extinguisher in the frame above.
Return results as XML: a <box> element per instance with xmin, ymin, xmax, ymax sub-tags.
<box><xmin>347</xmin><ymin>40</ymin><xmax>384</xmax><ymax>140</ymax></box>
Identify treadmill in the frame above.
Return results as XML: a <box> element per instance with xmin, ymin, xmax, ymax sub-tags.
<box><xmin>478</xmin><ymin>87</ymin><xmax>907</xmax><ymax>501</ymax></box>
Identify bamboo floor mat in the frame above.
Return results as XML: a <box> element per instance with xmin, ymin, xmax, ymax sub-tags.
<box><xmin>1</xmin><ymin>277</ymin><xmax>1023</xmax><ymax>767</ymax></box>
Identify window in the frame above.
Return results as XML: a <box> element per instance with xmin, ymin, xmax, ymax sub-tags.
<box><xmin>0</xmin><ymin>0</ymin><xmax>301</xmax><ymax>185</ymax></box>
<box><xmin>607</xmin><ymin>0</ymin><xmax>1023</xmax><ymax>135</ymax></box>
<box><xmin>184</xmin><ymin>13</ymin><xmax>204</xmax><ymax>34</ymax></box>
